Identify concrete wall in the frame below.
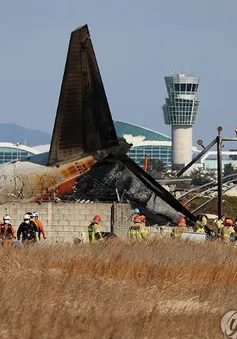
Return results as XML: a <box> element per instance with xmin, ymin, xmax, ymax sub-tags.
<box><xmin>0</xmin><ymin>202</ymin><xmax>133</xmax><ymax>243</ymax></box>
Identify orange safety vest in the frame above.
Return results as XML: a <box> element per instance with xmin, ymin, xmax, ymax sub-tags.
<box><xmin>35</xmin><ymin>219</ymin><xmax>47</xmax><ymax>239</ymax></box>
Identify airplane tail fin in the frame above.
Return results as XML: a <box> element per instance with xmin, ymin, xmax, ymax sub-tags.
<box><xmin>48</xmin><ymin>25</ymin><xmax>118</xmax><ymax>166</ymax></box>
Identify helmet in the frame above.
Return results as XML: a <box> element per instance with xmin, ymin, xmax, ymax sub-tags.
<box><xmin>134</xmin><ymin>208</ymin><xmax>140</xmax><ymax>214</ymax></box>
<box><xmin>26</xmin><ymin>212</ymin><xmax>33</xmax><ymax>218</ymax></box>
<box><xmin>140</xmin><ymin>215</ymin><xmax>146</xmax><ymax>223</ymax></box>
<box><xmin>93</xmin><ymin>215</ymin><xmax>101</xmax><ymax>222</ymax></box>
<box><xmin>23</xmin><ymin>214</ymin><xmax>30</xmax><ymax>220</ymax></box>
<box><xmin>178</xmin><ymin>217</ymin><xmax>186</xmax><ymax>224</ymax></box>
<box><xmin>3</xmin><ymin>214</ymin><xmax>10</xmax><ymax>221</ymax></box>
<box><xmin>224</xmin><ymin>218</ymin><xmax>233</xmax><ymax>226</ymax></box>
<box><xmin>33</xmin><ymin>212</ymin><xmax>39</xmax><ymax>218</ymax></box>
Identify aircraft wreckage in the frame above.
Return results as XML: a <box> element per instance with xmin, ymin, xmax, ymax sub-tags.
<box><xmin>0</xmin><ymin>25</ymin><xmax>196</xmax><ymax>224</ymax></box>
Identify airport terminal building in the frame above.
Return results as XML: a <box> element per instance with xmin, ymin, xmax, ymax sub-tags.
<box><xmin>0</xmin><ymin>122</ymin><xmax>175</xmax><ymax>168</ymax></box>
<box><xmin>114</xmin><ymin>121</ymin><xmax>237</xmax><ymax>172</ymax></box>
<box><xmin>114</xmin><ymin>121</ymin><xmax>172</xmax><ymax>168</ymax></box>
<box><xmin>0</xmin><ymin>122</ymin><xmax>237</xmax><ymax>172</ymax></box>
<box><xmin>0</xmin><ymin>142</ymin><xmax>40</xmax><ymax>164</ymax></box>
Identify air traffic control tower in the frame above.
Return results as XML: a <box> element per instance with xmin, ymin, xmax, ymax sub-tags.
<box><xmin>162</xmin><ymin>74</ymin><xmax>200</xmax><ymax>170</ymax></box>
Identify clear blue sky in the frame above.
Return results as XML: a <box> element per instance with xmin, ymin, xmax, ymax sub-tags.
<box><xmin>0</xmin><ymin>0</ymin><xmax>236</xmax><ymax>148</ymax></box>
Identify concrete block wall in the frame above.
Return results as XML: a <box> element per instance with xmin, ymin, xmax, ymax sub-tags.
<box><xmin>113</xmin><ymin>203</ymin><xmax>133</xmax><ymax>237</ymax></box>
<box><xmin>0</xmin><ymin>202</ymin><xmax>133</xmax><ymax>243</ymax></box>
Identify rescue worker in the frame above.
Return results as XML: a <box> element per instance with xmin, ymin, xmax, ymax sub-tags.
<box><xmin>17</xmin><ymin>214</ymin><xmax>39</xmax><ymax>244</ymax></box>
<box><xmin>194</xmin><ymin>215</ymin><xmax>206</xmax><ymax>233</ymax></box>
<box><xmin>128</xmin><ymin>214</ymin><xmax>143</xmax><ymax>240</ymax></box>
<box><xmin>201</xmin><ymin>215</ymin><xmax>208</xmax><ymax>227</ymax></box>
<box><xmin>139</xmin><ymin>215</ymin><xmax>149</xmax><ymax>239</ymax></box>
<box><xmin>27</xmin><ymin>212</ymin><xmax>39</xmax><ymax>239</ymax></box>
<box><xmin>88</xmin><ymin>215</ymin><xmax>104</xmax><ymax>244</ymax></box>
<box><xmin>33</xmin><ymin>212</ymin><xmax>47</xmax><ymax>242</ymax></box>
<box><xmin>194</xmin><ymin>221</ymin><xmax>205</xmax><ymax>233</ymax></box>
<box><xmin>0</xmin><ymin>215</ymin><xmax>16</xmax><ymax>245</ymax></box>
<box><xmin>214</xmin><ymin>218</ymin><xmax>224</xmax><ymax>234</ymax></box>
<box><xmin>172</xmin><ymin>217</ymin><xmax>188</xmax><ymax>239</ymax></box>
<box><xmin>221</xmin><ymin>218</ymin><xmax>233</xmax><ymax>244</ymax></box>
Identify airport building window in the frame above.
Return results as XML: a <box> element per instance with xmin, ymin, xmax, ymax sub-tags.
<box><xmin>0</xmin><ymin>147</ymin><xmax>34</xmax><ymax>164</ymax></box>
<box><xmin>128</xmin><ymin>145</ymin><xmax>172</xmax><ymax>168</ymax></box>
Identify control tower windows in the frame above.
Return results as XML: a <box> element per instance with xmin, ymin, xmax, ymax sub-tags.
<box><xmin>174</xmin><ymin>84</ymin><xmax>179</xmax><ymax>91</ymax></box>
<box><xmin>173</xmin><ymin>83</ymin><xmax>199</xmax><ymax>93</ymax></box>
<box><xmin>191</xmin><ymin>84</ymin><xmax>199</xmax><ymax>92</ymax></box>
<box><xmin>186</xmin><ymin>84</ymin><xmax>192</xmax><ymax>91</ymax></box>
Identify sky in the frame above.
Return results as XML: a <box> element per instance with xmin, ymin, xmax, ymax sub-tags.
<box><xmin>0</xmin><ymin>0</ymin><xmax>236</xmax><ymax>149</ymax></box>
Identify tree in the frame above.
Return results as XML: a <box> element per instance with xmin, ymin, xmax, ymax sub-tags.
<box><xmin>163</xmin><ymin>170</ymin><xmax>178</xmax><ymax>179</ymax></box>
<box><xmin>190</xmin><ymin>168</ymin><xmax>216</xmax><ymax>186</ymax></box>
<box><xmin>224</xmin><ymin>163</ymin><xmax>237</xmax><ymax>177</ymax></box>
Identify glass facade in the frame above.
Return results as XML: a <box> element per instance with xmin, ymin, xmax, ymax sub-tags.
<box><xmin>162</xmin><ymin>74</ymin><xmax>200</xmax><ymax>125</ymax></box>
<box><xmin>128</xmin><ymin>145</ymin><xmax>172</xmax><ymax>168</ymax></box>
<box><xmin>114</xmin><ymin>121</ymin><xmax>172</xmax><ymax>168</ymax></box>
<box><xmin>0</xmin><ymin>147</ymin><xmax>34</xmax><ymax>164</ymax></box>
<box><xmin>114</xmin><ymin>121</ymin><xmax>171</xmax><ymax>142</ymax></box>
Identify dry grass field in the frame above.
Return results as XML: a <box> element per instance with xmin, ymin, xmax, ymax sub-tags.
<box><xmin>0</xmin><ymin>238</ymin><xmax>236</xmax><ymax>339</ymax></box>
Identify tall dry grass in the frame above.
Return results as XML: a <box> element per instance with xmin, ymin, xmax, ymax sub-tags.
<box><xmin>0</xmin><ymin>238</ymin><xmax>236</xmax><ymax>338</ymax></box>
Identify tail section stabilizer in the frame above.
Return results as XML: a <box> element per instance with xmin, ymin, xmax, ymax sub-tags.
<box><xmin>48</xmin><ymin>25</ymin><xmax>118</xmax><ymax>166</ymax></box>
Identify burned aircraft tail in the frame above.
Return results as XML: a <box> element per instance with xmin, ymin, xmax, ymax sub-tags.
<box><xmin>47</xmin><ymin>24</ymin><xmax>196</xmax><ymax>223</ymax></box>
<box><xmin>48</xmin><ymin>25</ymin><xmax>118</xmax><ymax>166</ymax></box>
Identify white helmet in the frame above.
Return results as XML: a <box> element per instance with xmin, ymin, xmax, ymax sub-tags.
<box><xmin>33</xmin><ymin>212</ymin><xmax>39</xmax><ymax>218</ymax></box>
<box><xmin>3</xmin><ymin>214</ymin><xmax>10</xmax><ymax>221</ymax></box>
<box><xmin>23</xmin><ymin>214</ymin><xmax>30</xmax><ymax>220</ymax></box>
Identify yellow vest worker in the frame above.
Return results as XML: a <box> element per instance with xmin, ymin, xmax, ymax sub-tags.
<box><xmin>88</xmin><ymin>215</ymin><xmax>104</xmax><ymax>244</ymax></box>
<box><xmin>128</xmin><ymin>215</ymin><xmax>143</xmax><ymax>240</ymax></box>
<box><xmin>221</xmin><ymin>218</ymin><xmax>233</xmax><ymax>244</ymax></box>
<box><xmin>201</xmin><ymin>215</ymin><xmax>208</xmax><ymax>227</ymax></box>
<box><xmin>194</xmin><ymin>221</ymin><xmax>205</xmax><ymax>233</ymax></box>
<box><xmin>215</xmin><ymin>218</ymin><xmax>224</xmax><ymax>233</ymax></box>
<box><xmin>172</xmin><ymin>217</ymin><xmax>188</xmax><ymax>238</ymax></box>
<box><xmin>139</xmin><ymin>215</ymin><xmax>149</xmax><ymax>239</ymax></box>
